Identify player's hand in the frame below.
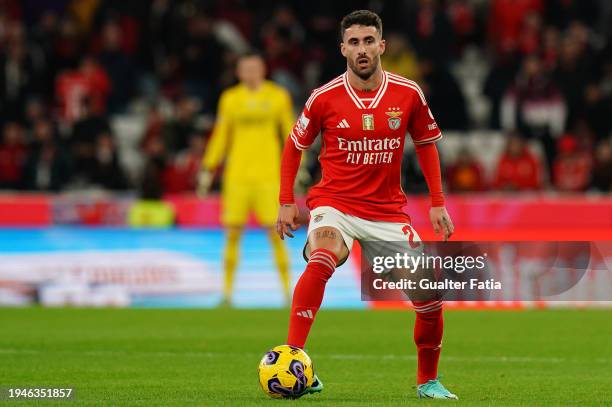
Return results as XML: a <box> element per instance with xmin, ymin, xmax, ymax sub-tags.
<box><xmin>430</xmin><ymin>206</ymin><xmax>454</xmax><ymax>241</ymax></box>
<box><xmin>276</xmin><ymin>203</ymin><xmax>300</xmax><ymax>240</ymax></box>
<box><xmin>196</xmin><ymin>169</ymin><xmax>213</xmax><ymax>197</ymax></box>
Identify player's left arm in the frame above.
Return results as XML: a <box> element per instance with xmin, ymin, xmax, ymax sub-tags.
<box><xmin>415</xmin><ymin>142</ymin><xmax>454</xmax><ymax>241</ymax></box>
<box><xmin>198</xmin><ymin>92</ymin><xmax>232</xmax><ymax>196</ymax></box>
<box><xmin>407</xmin><ymin>96</ymin><xmax>454</xmax><ymax>241</ymax></box>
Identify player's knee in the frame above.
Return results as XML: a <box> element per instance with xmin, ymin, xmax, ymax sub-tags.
<box><xmin>308</xmin><ymin>227</ymin><xmax>348</xmax><ymax>261</ymax></box>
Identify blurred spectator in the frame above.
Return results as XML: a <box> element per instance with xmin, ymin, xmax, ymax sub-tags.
<box><xmin>70</xmin><ymin>97</ymin><xmax>111</xmax><ymax>181</ymax></box>
<box><xmin>541</xmin><ymin>26</ymin><xmax>561</xmax><ymax>70</ymax></box>
<box><xmin>446</xmin><ymin>0</ymin><xmax>476</xmax><ymax>51</ymax></box>
<box><xmin>181</xmin><ymin>12</ymin><xmax>226</xmax><ymax>109</ymax></box>
<box><xmin>96</xmin><ymin>21</ymin><xmax>136</xmax><ymax>113</ymax></box>
<box><xmin>128</xmin><ymin>138</ymin><xmax>175</xmax><ymax>227</ymax></box>
<box><xmin>494</xmin><ymin>134</ymin><xmax>543</xmax><ymax>190</ymax></box>
<box><xmin>590</xmin><ymin>140</ymin><xmax>612</xmax><ymax>192</ymax></box>
<box><xmin>261</xmin><ymin>5</ymin><xmax>305</xmax><ymax>84</ymax></box>
<box><xmin>261</xmin><ymin>4</ymin><xmax>305</xmax><ymax>46</ymax></box>
<box><xmin>53</xmin><ymin>16</ymin><xmax>85</xmax><ymax>73</ymax></box>
<box><xmin>89</xmin><ymin>132</ymin><xmax>128</xmax><ymax>190</ymax></box>
<box><xmin>141</xmin><ymin>107</ymin><xmax>164</xmax><ymax>150</ymax></box>
<box><xmin>0</xmin><ymin>122</ymin><xmax>27</xmax><ymax>189</ymax></box>
<box><xmin>544</xmin><ymin>0</ymin><xmax>600</xmax><ymax>30</ymax></box>
<box><xmin>30</xmin><ymin>118</ymin><xmax>59</xmax><ymax>153</ymax></box>
<box><xmin>579</xmin><ymin>84</ymin><xmax>612</xmax><ymax>141</ymax></box>
<box><xmin>517</xmin><ymin>12</ymin><xmax>543</xmax><ymax>56</ymax></box>
<box><xmin>164</xmin><ymin>134</ymin><xmax>205</xmax><ymax>193</ymax></box>
<box><xmin>501</xmin><ymin>55</ymin><xmax>566</xmax><ymax>170</ymax></box>
<box><xmin>55</xmin><ymin>57</ymin><xmax>111</xmax><ymax>124</ymax></box>
<box><xmin>23</xmin><ymin>141</ymin><xmax>70</xmax><ymax>192</ymax></box>
<box><xmin>381</xmin><ymin>33</ymin><xmax>421</xmax><ymax>82</ymax></box>
<box><xmin>162</xmin><ymin>97</ymin><xmax>198</xmax><ymax>153</ymax></box>
<box><xmin>446</xmin><ymin>147</ymin><xmax>486</xmax><ymax>192</ymax></box>
<box><xmin>407</xmin><ymin>0</ymin><xmax>454</xmax><ymax>66</ymax></box>
<box><xmin>554</xmin><ymin>26</ymin><xmax>594</xmax><ymax>130</ymax></box>
<box><xmin>419</xmin><ymin>59</ymin><xmax>468</xmax><ymax>130</ymax></box>
<box><xmin>483</xmin><ymin>50</ymin><xmax>520</xmax><ymax>129</ymax></box>
<box><xmin>487</xmin><ymin>0</ymin><xmax>543</xmax><ymax>55</ymax></box>
<box><xmin>23</xmin><ymin>98</ymin><xmax>49</xmax><ymax>129</ymax></box>
<box><xmin>0</xmin><ymin>26</ymin><xmax>37</xmax><ymax>121</ymax></box>
<box><xmin>552</xmin><ymin>134</ymin><xmax>591</xmax><ymax>192</ymax></box>
<box><xmin>141</xmin><ymin>135</ymin><xmax>169</xmax><ymax>197</ymax></box>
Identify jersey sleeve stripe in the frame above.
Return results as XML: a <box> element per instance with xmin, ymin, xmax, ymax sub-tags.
<box><xmin>387</xmin><ymin>72</ymin><xmax>425</xmax><ymax>94</ymax></box>
<box><xmin>305</xmin><ymin>76</ymin><xmax>343</xmax><ymax>110</ymax></box>
<box><xmin>290</xmin><ymin>132</ymin><xmax>310</xmax><ymax>150</ymax></box>
<box><xmin>305</xmin><ymin>77</ymin><xmax>342</xmax><ymax>108</ymax></box>
<box><xmin>306</xmin><ymin>77</ymin><xmax>342</xmax><ymax>105</ymax></box>
<box><xmin>388</xmin><ymin>79</ymin><xmax>427</xmax><ymax>105</ymax></box>
<box><xmin>387</xmin><ymin>75</ymin><xmax>427</xmax><ymax>105</ymax></box>
<box><xmin>412</xmin><ymin>132</ymin><xmax>442</xmax><ymax>145</ymax></box>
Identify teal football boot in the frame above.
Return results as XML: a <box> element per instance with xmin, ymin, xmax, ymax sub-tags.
<box><xmin>417</xmin><ymin>377</ymin><xmax>458</xmax><ymax>400</ymax></box>
<box><xmin>294</xmin><ymin>374</ymin><xmax>323</xmax><ymax>398</ymax></box>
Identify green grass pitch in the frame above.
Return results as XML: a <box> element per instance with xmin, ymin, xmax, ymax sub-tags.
<box><xmin>0</xmin><ymin>308</ymin><xmax>610</xmax><ymax>406</ymax></box>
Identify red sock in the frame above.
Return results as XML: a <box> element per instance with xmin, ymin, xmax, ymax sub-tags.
<box><xmin>287</xmin><ymin>248</ymin><xmax>337</xmax><ymax>348</ymax></box>
<box><xmin>413</xmin><ymin>301</ymin><xmax>443</xmax><ymax>384</ymax></box>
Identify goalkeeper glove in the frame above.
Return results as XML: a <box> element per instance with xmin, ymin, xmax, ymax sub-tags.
<box><xmin>197</xmin><ymin>169</ymin><xmax>213</xmax><ymax>197</ymax></box>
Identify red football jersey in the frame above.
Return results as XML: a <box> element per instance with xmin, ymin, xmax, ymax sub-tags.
<box><xmin>289</xmin><ymin>71</ymin><xmax>442</xmax><ymax>223</ymax></box>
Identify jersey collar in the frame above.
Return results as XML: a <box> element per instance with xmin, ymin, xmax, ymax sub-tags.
<box><xmin>342</xmin><ymin>70</ymin><xmax>388</xmax><ymax>110</ymax></box>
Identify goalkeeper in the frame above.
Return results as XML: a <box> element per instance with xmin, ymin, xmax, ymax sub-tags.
<box><xmin>199</xmin><ymin>53</ymin><xmax>295</xmax><ymax>306</ymax></box>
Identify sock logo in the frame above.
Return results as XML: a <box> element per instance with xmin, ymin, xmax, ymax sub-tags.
<box><xmin>296</xmin><ymin>309</ymin><xmax>314</xmax><ymax>319</ymax></box>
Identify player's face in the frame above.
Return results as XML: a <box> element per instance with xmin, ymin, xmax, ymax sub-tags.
<box><xmin>341</xmin><ymin>25</ymin><xmax>385</xmax><ymax>80</ymax></box>
<box><xmin>237</xmin><ymin>56</ymin><xmax>266</xmax><ymax>87</ymax></box>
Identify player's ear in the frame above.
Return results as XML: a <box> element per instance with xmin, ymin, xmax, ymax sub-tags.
<box><xmin>340</xmin><ymin>41</ymin><xmax>347</xmax><ymax>57</ymax></box>
<box><xmin>379</xmin><ymin>38</ymin><xmax>386</xmax><ymax>55</ymax></box>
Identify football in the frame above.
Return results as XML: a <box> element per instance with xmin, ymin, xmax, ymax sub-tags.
<box><xmin>257</xmin><ymin>345</ymin><xmax>315</xmax><ymax>398</ymax></box>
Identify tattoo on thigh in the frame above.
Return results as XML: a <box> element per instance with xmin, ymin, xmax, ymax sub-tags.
<box><xmin>314</xmin><ymin>230</ymin><xmax>337</xmax><ymax>240</ymax></box>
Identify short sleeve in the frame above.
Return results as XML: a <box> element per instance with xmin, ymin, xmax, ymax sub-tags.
<box><xmin>407</xmin><ymin>95</ymin><xmax>442</xmax><ymax>145</ymax></box>
<box><xmin>288</xmin><ymin>93</ymin><xmax>322</xmax><ymax>151</ymax></box>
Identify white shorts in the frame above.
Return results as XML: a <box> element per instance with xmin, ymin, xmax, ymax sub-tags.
<box><xmin>304</xmin><ymin>206</ymin><xmax>423</xmax><ymax>266</ymax></box>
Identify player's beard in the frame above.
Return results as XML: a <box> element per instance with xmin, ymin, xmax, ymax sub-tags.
<box><xmin>348</xmin><ymin>55</ymin><xmax>380</xmax><ymax>81</ymax></box>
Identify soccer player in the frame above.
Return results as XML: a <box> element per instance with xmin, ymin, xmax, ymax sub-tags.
<box><xmin>199</xmin><ymin>52</ymin><xmax>294</xmax><ymax>306</ymax></box>
<box><xmin>277</xmin><ymin>11</ymin><xmax>457</xmax><ymax>399</ymax></box>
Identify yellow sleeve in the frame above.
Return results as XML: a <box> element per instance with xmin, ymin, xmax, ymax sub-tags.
<box><xmin>278</xmin><ymin>88</ymin><xmax>295</xmax><ymax>144</ymax></box>
<box><xmin>202</xmin><ymin>91</ymin><xmax>232</xmax><ymax>171</ymax></box>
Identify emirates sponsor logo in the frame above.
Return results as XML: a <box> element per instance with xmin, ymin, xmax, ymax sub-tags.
<box><xmin>337</xmin><ymin>136</ymin><xmax>401</xmax><ymax>165</ymax></box>
<box><xmin>337</xmin><ymin>136</ymin><xmax>401</xmax><ymax>152</ymax></box>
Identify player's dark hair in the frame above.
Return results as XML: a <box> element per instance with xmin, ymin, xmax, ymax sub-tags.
<box><xmin>239</xmin><ymin>50</ymin><xmax>265</xmax><ymax>61</ymax></box>
<box><xmin>340</xmin><ymin>10</ymin><xmax>383</xmax><ymax>39</ymax></box>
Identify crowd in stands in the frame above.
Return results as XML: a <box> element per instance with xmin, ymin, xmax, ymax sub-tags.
<box><xmin>0</xmin><ymin>0</ymin><xmax>610</xmax><ymax>196</ymax></box>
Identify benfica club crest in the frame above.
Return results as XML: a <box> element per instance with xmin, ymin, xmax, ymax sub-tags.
<box><xmin>386</xmin><ymin>108</ymin><xmax>403</xmax><ymax>130</ymax></box>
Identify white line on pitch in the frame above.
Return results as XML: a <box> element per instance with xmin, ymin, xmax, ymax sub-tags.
<box><xmin>0</xmin><ymin>348</ymin><xmax>608</xmax><ymax>364</ymax></box>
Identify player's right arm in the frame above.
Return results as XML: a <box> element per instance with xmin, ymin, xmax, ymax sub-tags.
<box><xmin>277</xmin><ymin>101</ymin><xmax>321</xmax><ymax>239</ymax></box>
<box><xmin>198</xmin><ymin>92</ymin><xmax>232</xmax><ymax>196</ymax></box>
